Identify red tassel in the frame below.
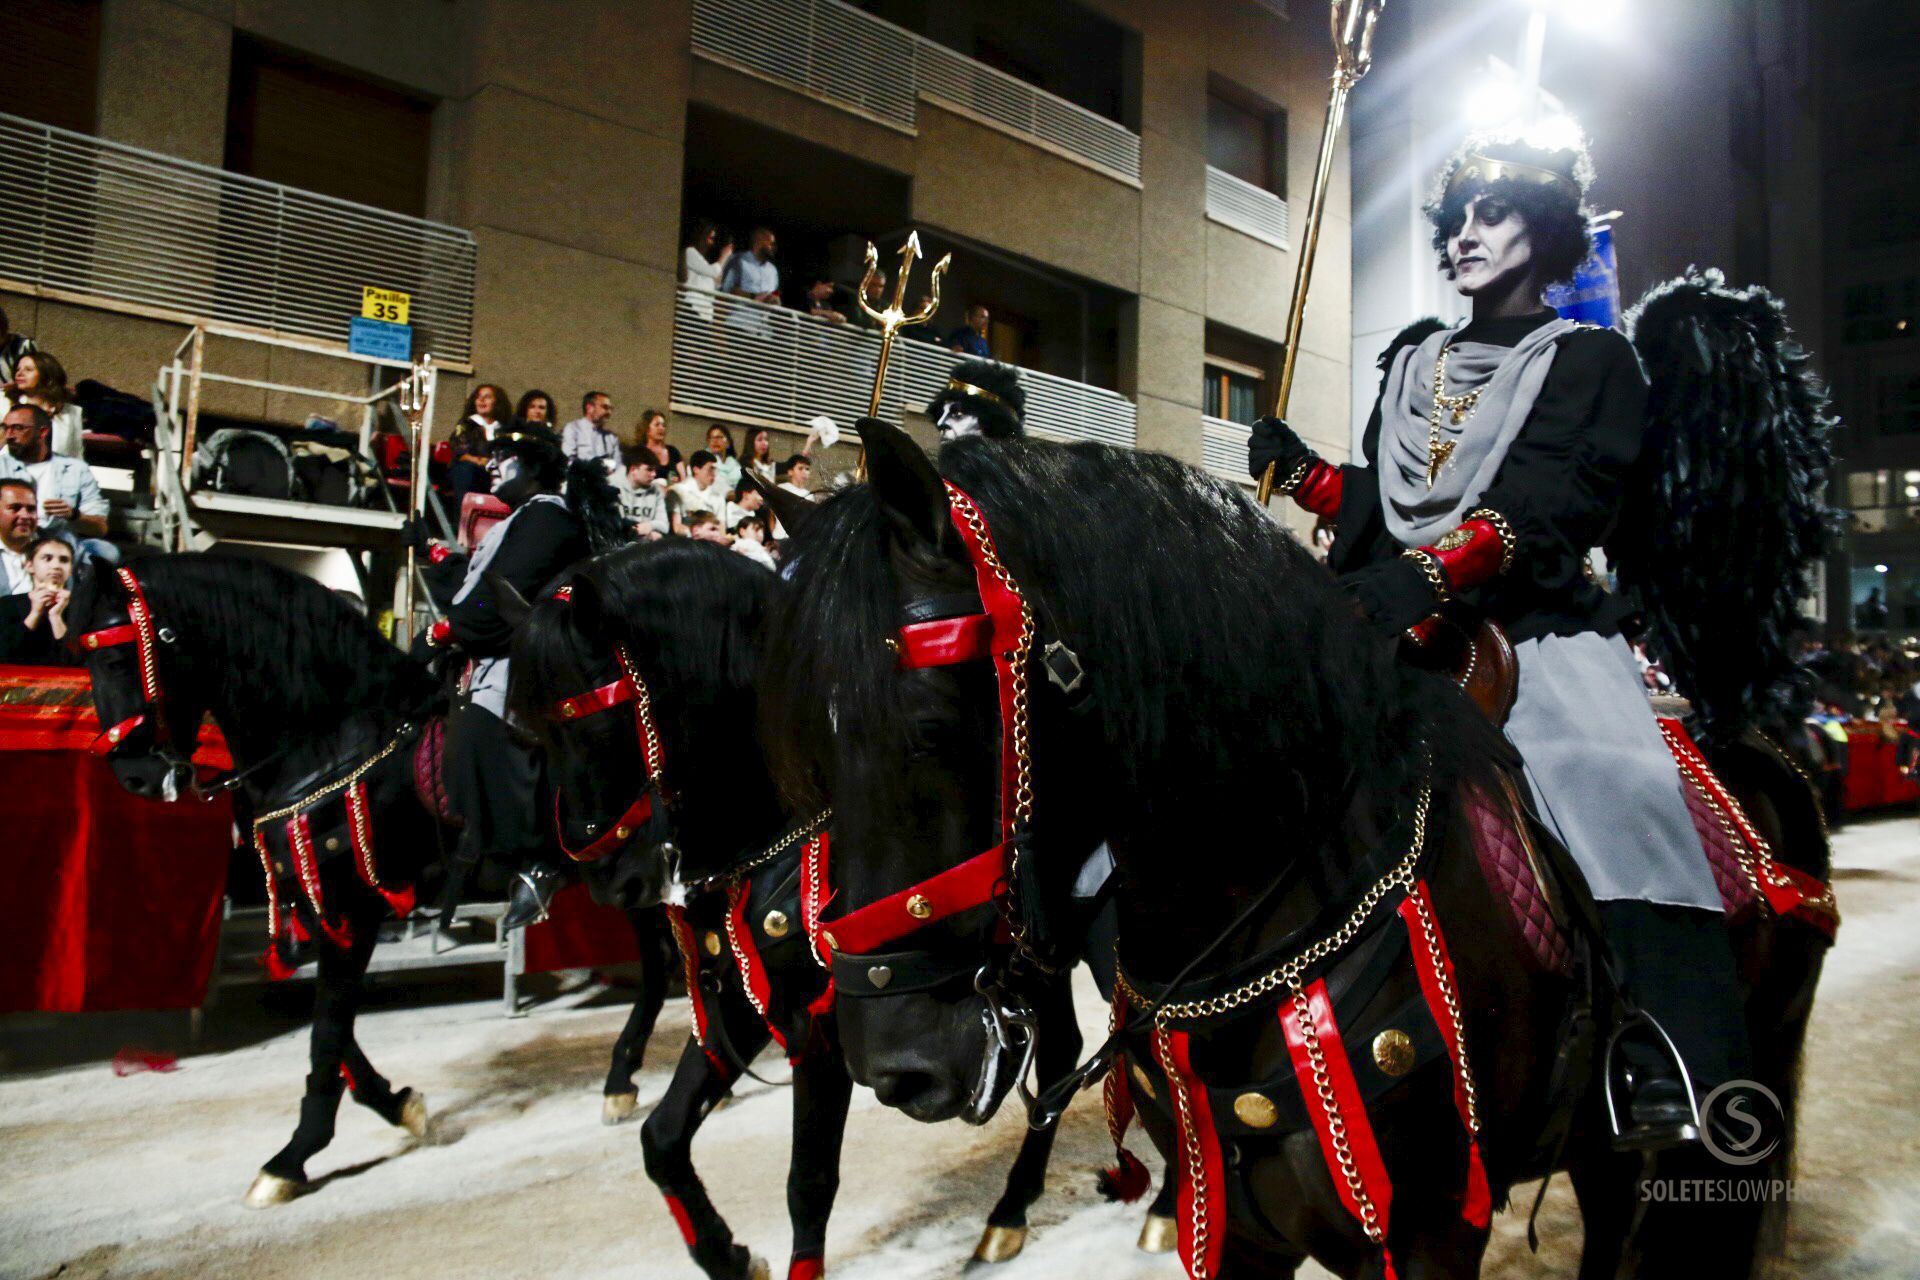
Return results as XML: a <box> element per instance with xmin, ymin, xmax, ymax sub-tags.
<box><xmin>264</xmin><ymin>944</ymin><xmax>296</xmax><ymax>981</ymax></box>
<box><xmin>1097</xmin><ymin>1149</ymin><xmax>1151</xmax><ymax>1203</ymax></box>
<box><xmin>289</xmin><ymin>913</ymin><xmax>311</xmax><ymax>944</ymax></box>
<box><xmin>1462</xmin><ymin>1138</ymin><xmax>1492</xmax><ymax>1229</ymax></box>
<box><xmin>379</xmin><ymin>885</ymin><xmax>417</xmax><ymax>919</ymax></box>
<box><xmin>319</xmin><ymin>915</ymin><xmax>355</xmax><ymax>950</ymax></box>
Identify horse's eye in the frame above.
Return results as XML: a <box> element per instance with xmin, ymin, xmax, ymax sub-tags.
<box><xmin>906</xmin><ymin>717</ymin><xmax>958</xmax><ymax>759</ymax></box>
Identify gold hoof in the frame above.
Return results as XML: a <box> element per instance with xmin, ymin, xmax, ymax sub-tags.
<box><xmin>973</xmin><ymin>1224</ymin><xmax>1027</xmax><ymax>1264</ymax></box>
<box><xmin>398</xmin><ymin>1090</ymin><xmax>429</xmax><ymax>1138</ymax></box>
<box><xmin>1137</xmin><ymin>1213</ymin><xmax>1178</xmax><ymax>1254</ymax></box>
<box><xmin>601</xmin><ymin>1090</ymin><xmax>640</xmax><ymax>1126</ymax></box>
<box><xmin>242</xmin><ymin>1171</ymin><xmax>302</xmax><ymax>1208</ymax></box>
<box><xmin>747</xmin><ymin>1256</ymin><xmax>771</xmax><ymax>1280</ymax></box>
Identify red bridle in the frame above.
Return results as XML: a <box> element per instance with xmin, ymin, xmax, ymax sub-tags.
<box><xmin>78</xmin><ymin>567</ymin><xmax>171</xmax><ymax>756</ymax></box>
<box><xmin>808</xmin><ymin>480</ymin><xmax>1037</xmax><ymax>983</ymax></box>
<box><xmin>540</xmin><ymin>625</ymin><xmax>668</xmax><ymax>864</ymax></box>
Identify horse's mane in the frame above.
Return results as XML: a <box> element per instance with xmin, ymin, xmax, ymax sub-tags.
<box><xmin>766</xmin><ymin>436</ymin><xmax>1496</xmax><ymax>844</ymax></box>
<box><xmin>136</xmin><ymin>554</ymin><xmax>436</xmax><ymax>734</ymax></box>
<box><xmin>509</xmin><ymin>539</ymin><xmax>775</xmax><ymax>753</ymax></box>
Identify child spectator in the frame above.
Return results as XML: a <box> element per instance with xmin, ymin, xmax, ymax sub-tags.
<box><xmin>684</xmin><ymin>509</ymin><xmax>731</xmax><ymax>545</ymax></box>
<box><xmin>669</xmin><ymin>449</ymin><xmax>729</xmax><ymax>534</ymax></box>
<box><xmin>742</xmin><ymin>427</ymin><xmax>776</xmax><ymax>486</ymax></box>
<box><xmin>617</xmin><ymin>445</ymin><xmax>668</xmax><ymax>540</ymax></box>
<box><xmin>731</xmin><ymin>514</ymin><xmax>775</xmax><ymax>569</ymax></box>
<box><xmin>705</xmin><ymin>423</ymin><xmax>741</xmax><ymax>494</ymax></box>
<box><xmin>0</xmin><ymin>534</ymin><xmax>75</xmax><ymax>663</ymax></box>
<box><xmin>725</xmin><ymin>481</ymin><xmax>764</xmax><ymax>533</ymax></box>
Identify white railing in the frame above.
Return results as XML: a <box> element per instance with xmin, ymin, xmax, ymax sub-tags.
<box><xmin>671</xmin><ymin>287</ymin><xmax>1135</xmax><ymax>450</ymax></box>
<box><xmin>1206</xmin><ymin>166</ymin><xmax>1291</xmax><ymax>251</ymax></box>
<box><xmin>691</xmin><ymin>0</ymin><xmax>1141</xmax><ymax>183</ymax></box>
<box><xmin>1202</xmin><ymin>414</ymin><xmax>1256</xmax><ymax>487</ymax></box>
<box><xmin>0</xmin><ymin>111</ymin><xmax>476</xmax><ymax>363</ymax></box>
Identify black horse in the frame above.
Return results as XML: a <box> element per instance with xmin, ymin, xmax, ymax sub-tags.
<box><xmin>760</xmin><ymin>424</ymin><xmax>1834</xmax><ymax>1279</ymax></box>
<box><xmin>69</xmin><ymin>555</ymin><xmax>680</xmax><ymax>1203</ymax></box>
<box><xmin>509</xmin><ymin>538</ymin><xmax>1174</xmax><ymax>1278</ymax></box>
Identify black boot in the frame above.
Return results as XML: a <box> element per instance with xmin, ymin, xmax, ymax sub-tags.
<box><xmin>503</xmin><ymin>862</ymin><xmax>565</xmax><ymax>930</ymax></box>
<box><xmin>1600</xmin><ymin>901</ymin><xmax>1750</xmax><ymax>1153</ymax></box>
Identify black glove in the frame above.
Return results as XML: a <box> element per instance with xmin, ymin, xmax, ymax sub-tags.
<box><xmin>1248</xmin><ymin>417</ymin><xmax>1315</xmax><ymax>486</ymax></box>
<box><xmin>399</xmin><ymin>517</ymin><xmax>431</xmax><ymax>553</ymax></box>
<box><xmin>1340</xmin><ymin>557</ymin><xmax>1442</xmax><ymax>638</ymax></box>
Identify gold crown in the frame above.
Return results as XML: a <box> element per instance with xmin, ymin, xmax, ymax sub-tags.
<box><xmin>946</xmin><ymin>377</ymin><xmax>1011</xmax><ymax>412</ymax></box>
<box><xmin>1447</xmin><ymin>152</ymin><xmax>1581</xmax><ymax>202</ymax></box>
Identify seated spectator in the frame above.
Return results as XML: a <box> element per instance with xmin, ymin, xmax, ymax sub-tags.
<box><xmin>803</xmin><ymin>278</ymin><xmax>848</xmax><ymax>324</ymax></box>
<box><xmin>730</xmin><ymin>514</ymin><xmax>775</xmax><ymax>569</ymax></box>
<box><xmin>742</xmin><ymin>426</ymin><xmax>776</xmax><ymax>486</ymax></box>
<box><xmin>516</xmin><ymin>389</ymin><xmax>558</xmax><ymax>427</ymax></box>
<box><xmin>0</xmin><ymin>304</ymin><xmax>36</xmax><ymax>389</ymax></box>
<box><xmin>460</xmin><ymin>382</ymin><xmax>511</xmax><ymax>442</ymax></box>
<box><xmin>617</xmin><ymin>445</ymin><xmax>668</xmax><ymax>540</ymax></box>
<box><xmin>442</xmin><ymin>418</ymin><xmax>493</xmax><ymax>507</ymax></box>
<box><xmin>706</xmin><ymin>423</ymin><xmax>741</xmax><ymax>494</ymax></box>
<box><xmin>3</xmin><ymin>404</ymin><xmax>114</xmax><ymax>563</ymax></box>
<box><xmin>0</xmin><ymin>535</ymin><xmax>75</xmax><ymax>664</ymax></box>
<box><xmin>948</xmin><ymin>303</ymin><xmax>992</xmax><ymax>358</ymax></box>
<box><xmin>669</xmin><ymin>450</ymin><xmax>729</xmax><ymax>535</ymax></box>
<box><xmin>640</xmin><ymin>409</ymin><xmax>684</xmax><ymax>482</ymax></box>
<box><xmin>683</xmin><ymin>509</ymin><xmax>732</xmax><ymax>546</ymax></box>
<box><xmin>562</xmin><ymin>390</ymin><xmax>620</xmax><ymax>468</ymax></box>
<box><xmin>899</xmin><ymin>292</ymin><xmax>941</xmax><ymax>344</ymax></box>
<box><xmin>720</xmin><ymin>227</ymin><xmax>781</xmax><ymax>305</ymax></box>
<box><xmin>1</xmin><ymin>476</ymin><xmax>38</xmax><ymax>594</ymax></box>
<box><xmin>776</xmin><ymin>454</ymin><xmax>814</xmax><ymax>498</ymax></box>
<box><xmin>725</xmin><ymin>480</ymin><xmax>764</xmax><ymax>532</ymax></box>
<box><xmin>9</xmin><ymin>351</ymin><xmax>84</xmax><ymax>458</ymax></box>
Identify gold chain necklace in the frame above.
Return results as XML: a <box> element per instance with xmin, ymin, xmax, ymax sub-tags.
<box><xmin>1425</xmin><ymin>345</ymin><xmax>1483</xmax><ymax>488</ymax></box>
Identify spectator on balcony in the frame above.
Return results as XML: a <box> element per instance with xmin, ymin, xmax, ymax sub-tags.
<box><xmin>668</xmin><ymin>449</ymin><xmax>729</xmax><ymax>535</ymax></box>
<box><xmin>562</xmin><ymin>390</ymin><xmax>621</xmax><ymax>469</ymax></box>
<box><xmin>850</xmin><ymin>272</ymin><xmax>889</xmax><ymax>333</ymax></box>
<box><xmin>900</xmin><ymin>292</ymin><xmax>942</xmax><ymax>345</ymax></box>
<box><xmin>948</xmin><ymin>304</ymin><xmax>993</xmax><ymax>359</ymax></box>
<box><xmin>9</xmin><ymin>351</ymin><xmax>84</xmax><ymax>458</ymax></box>
<box><xmin>721</xmin><ymin>228</ymin><xmax>781</xmax><ymax>334</ymax></box>
<box><xmin>731</xmin><ymin>514</ymin><xmax>775</xmax><ymax>569</ymax></box>
<box><xmin>515</xmin><ymin>389</ymin><xmax>557</xmax><ymax>428</ymax></box>
<box><xmin>682</xmin><ymin>220</ymin><xmax>732</xmax><ymax>323</ymax></box>
<box><xmin>3</xmin><ymin>403</ymin><xmax>114</xmax><ymax>563</ymax></box>
<box><xmin>639</xmin><ymin>409</ymin><xmax>685</xmax><ymax>483</ymax></box>
<box><xmin>803</xmin><ymin>278</ymin><xmax>849</xmax><ymax>325</ymax></box>
<box><xmin>705</xmin><ymin>423</ymin><xmax>742</xmax><ymax>494</ymax></box>
<box><xmin>461</xmin><ymin>383</ymin><xmax>511</xmax><ymax>443</ymax></box>
<box><xmin>1</xmin><ymin>477</ymin><xmax>38</xmax><ymax>595</ymax></box>
<box><xmin>0</xmin><ymin>305</ymin><xmax>35</xmax><ymax>389</ymax></box>
<box><xmin>443</xmin><ymin>417</ymin><xmax>493</xmax><ymax>507</ymax></box>
<box><xmin>742</xmin><ymin>426</ymin><xmax>776</xmax><ymax>487</ymax></box>
<box><xmin>617</xmin><ymin>446</ymin><xmax>669</xmax><ymax>540</ymax></box>
<box><xmin>683</xmin><ymin>509</ymin><xmax>732</xmax><ymax>546</ymax></box>
<box><xmin>0</xmin><ymin>535</ymin><xmax>76</xmax><ymax>665</ymax></box>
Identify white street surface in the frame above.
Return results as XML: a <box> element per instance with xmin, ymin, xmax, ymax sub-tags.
<box><xmin>4</xmin><ymin>815</ymin><xmax>1918</xmax><ymax>1279</ymax></box>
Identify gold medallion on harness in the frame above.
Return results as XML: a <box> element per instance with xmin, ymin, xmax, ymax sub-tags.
<box><xmin>1372</xmin><ymin>1028</ymin><xmax>1415</xmax><ymax>1076</ymax></box>
<box><xmin>702</xmin><ymin>931</ymin><xmax>723</xmax><ymax>957</ymax></box>
<box><xmin>906</xmin><ymin>894</ymin><xmax>933</xmax><ymax>920</ymax></box>
<box><xmin>763</xmin><ymin>909</ymin><xmax>790</xmax><ymax>938</ymax></box>
<box><xmin>1233</xmin><ymin>1092</ymin><xmax>1279</xmax><ymax>1128</ymax></box>
<box><xmin>1130</xmin><ymin>1061</ymin><xmax>1157</xmax><ymax>1100</ymax></box>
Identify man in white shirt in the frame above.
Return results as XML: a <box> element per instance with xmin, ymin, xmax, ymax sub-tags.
<box><xmin>4</xmin><ymin>404</ymin><xmax>114</xmax><ymax>562</ymax></box>
<box><xmin>1</xmin><ymin>477</ymin><xmax>39</xmax><ymax>595</ymax></box>
<box><xmin>668</xmin><ymin>450</ymin><xmax>729</xmax><ymax>535</ymax></box>
<box><xmin>560</xmin><ymin>391</ymin><xmax>620</xmax><ymax>468</ymax></box>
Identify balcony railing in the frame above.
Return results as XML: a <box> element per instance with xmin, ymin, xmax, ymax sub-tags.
<box><xmin>1201</xmin><ymin>414</ymin><xmax>1255</xmax><ymax>487</ymax></box>
<box><xmin>692</xmin><ymin>0</ymin><xmax>1142</xmax><ymax>183</ymax></box>
<box><xmin>671</xmin><ymin>287</ymin><xmax>1136</xmax><ymax>450</ymax></box>
<box><xmin>0</xmin><ymin>111</ymin><xmax>476</xmax><ymax>364</ymax></box>
<box><xmin>1206</xmin><ymin>166</ymin><xmax>1291</xmax><ymax>251</ymax></box>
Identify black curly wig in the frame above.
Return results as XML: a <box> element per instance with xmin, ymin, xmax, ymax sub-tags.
<box><xmin>1425</xmin><ymin>127</ymin><xmax>1595</xmax><ymax>289</ymax></box>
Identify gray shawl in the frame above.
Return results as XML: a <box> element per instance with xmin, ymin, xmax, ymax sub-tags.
<box><xmin>1377</xmin><ymin>318</ymin><xmax>1578</xmax><ymax>547</ymax></box>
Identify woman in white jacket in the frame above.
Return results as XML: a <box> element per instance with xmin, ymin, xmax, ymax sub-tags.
<box><xmin>681</xmin><ymin>220</ymin><xmax>732</xmax><ymax>323</ymax></box>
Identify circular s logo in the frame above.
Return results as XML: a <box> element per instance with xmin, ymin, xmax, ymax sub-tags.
<box><xmin>1700</xmin><ymin>1079</ymin><xmax>1785</xmax><ymax>1167</ymax></box>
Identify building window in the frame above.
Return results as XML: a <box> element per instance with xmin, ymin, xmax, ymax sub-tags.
<box><xmin>0</xmin><ymin>0</ymin><xmax>101</xmax><ymax>133</ymax></box>
<box><xmin>1207</xmin><ymin>81</ymin><xmax>1286</xmax><ymax>197</ymax></box>
<box><xmin>224</xmin><ymin>36</ymin><xmax>435</xmax><ymax>217</ymax></box>
<box><xmin>1843</xmin><ymin>278</ymin><xmax>1918</xmax><ymax>345</ymax></box>
<box><xmin>1204</xmin><ymin>361</ymin><xmax>1263</xmax><ymax>425</ymax></box>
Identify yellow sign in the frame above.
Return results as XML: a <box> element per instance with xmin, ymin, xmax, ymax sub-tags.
<box><xmin>361</xmin><ymin>287</ymin><xmax>411</xmax><ymax>325</ymax></box>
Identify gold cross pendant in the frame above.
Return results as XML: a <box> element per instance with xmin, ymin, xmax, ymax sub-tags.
<box><xmin>1425</xmin><ymin>439</ymin><xmax>1455</xmax><ymax>488</ymax></box>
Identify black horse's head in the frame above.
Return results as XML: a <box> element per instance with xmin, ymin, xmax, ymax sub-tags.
<box><xmin>509</xmin><ymin>540</ymin><xmax>783</xmax><ymax>909</ymax></box>
<box><xmin>765</xmin><ymin>424</ymin><xmax>1104</xmax><ymax>1123</ymax></box>
<box><xmin>71</xmin><ymin>563</ymin><xmax>204</xmax><ymax>799</ymax></box>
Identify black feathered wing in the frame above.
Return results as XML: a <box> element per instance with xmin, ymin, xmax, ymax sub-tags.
<box><xmin>1607</xmin><ymin>268</ymin><xmax>1838</xmax><ymax>743</ymax></box>
<box><xmin>564</xmin><ymin>458</ymin><xmax>638</xmax><ymax>554</ymax></box>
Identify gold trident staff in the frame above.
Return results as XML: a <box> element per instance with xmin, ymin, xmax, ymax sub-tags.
<box><xmin>1257</xmin><ymin>0</ymin><xmax>1386</xmax><ymax>506</ymax></box>
<box><xmin>857</xmin><ymin>230</ymin><xmax>952</xmax><ymax>421</ymax></box>
<box><xmin>397</xmin><ymin>354</ymin><xmax>433</xmax><ymax>642</ymax></box>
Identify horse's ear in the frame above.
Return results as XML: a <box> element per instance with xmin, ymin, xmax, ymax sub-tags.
<box><xmin>861</xmin><ymin>418</ymin><xmax>952</xmax><ymax>552</ymax></box>
<box><xmin>562</xmin><ymin>571</ymin><xmax>610</xmax><ymax>643</ymax></box>
<box><xmin>743</xmin><ymin>470</ymin><xmax>815</xmax><ymax>541</ymax></box>
<box><xmin>487</xmin><ymin>571</ymin><xmax>534</xmax><ymax>631</ymax></box>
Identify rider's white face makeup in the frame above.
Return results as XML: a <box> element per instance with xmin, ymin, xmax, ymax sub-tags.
<box><xmin>1447</xmin><ymin>194</ymin><xmax>1534</xmax><ymax>298</ymax></box>
<box><xmin>937</xmin><ymin>403</ymin><xmax>981</xmax><ymax>438</ymax></box>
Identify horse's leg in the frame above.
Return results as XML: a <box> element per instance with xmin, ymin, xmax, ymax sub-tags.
<box><xmin>1138</xmin><ymin>1173</ymin><xmax>1179</xmax><ymax>1253</ymax></box>
<box><xmin>245</xmin><ymin>902</ymin><xmax>383</xmax><ymax>1207</ymax></box>
<box><xmin>784</xmin><ymin>1039</ymin><xmax>853</xmax><ymax>1280</ymax></box>
<box><xmin>1568</xmin><ymin>1145</ymin><xmax>1636</xmax><ymax>1280</ymax></box>
<box><xmin>641</xmin><ymin>997</ymin><xmax>771</xmax><ymax>1280</ymax></box>
<box><xmin>972</xmin><ymin>970</ymin><xmax>1084</xmax><ymax>1264</ymax></box>
<box><xmin>604</xmin><ymin>906</ymin><xmax>675</xmax><ymax>1125</ymax></box>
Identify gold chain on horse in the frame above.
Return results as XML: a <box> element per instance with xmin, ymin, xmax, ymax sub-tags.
<box><xmin>1152</xmin><ymin>1026</ymin><xmax>1215</xmax><ymax>1277</ymax></box>
<box><xmin>1289</xmin><ymin>983</ymin><xmax>1384</xmax><ymax>1243</ymax></box>
<box><xmin>615</xmin><ymin>644</ymin><xmax>665</xmax><ymax>784</ymax></box>
<box><xmin>721</xmin><ymin>882</ymin><xmax>772</xmax><ymax>1025</ymax></box>
<box><xmin>250</xmin><ymin>722</ymin><xmax>417</xmax><ymax>828</ymax></box>
<box><xmin>1117</xmin><ymin>778</ymin><xmax>1434</xmax><ymax>1025</ymax></box>
<box><xmin>684</xmin><ymin>809</ymin><xmax>833</xmax><ymax>895</ymax></box>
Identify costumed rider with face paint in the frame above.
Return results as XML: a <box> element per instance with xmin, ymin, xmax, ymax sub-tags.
<box><xmin>1251</xmin><ymin>124</ymin><xmax>1765</xmax><ymax>1152</ymax></box>
<box><xmin>414</xmin><ymin>423</ymin><xmax>634</xmax><ymax>929</ymax></box>
<box><xmin>926</xmin><ymin>358</ymin><xmax>1025</xmax><ymax>440</ymax></box>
